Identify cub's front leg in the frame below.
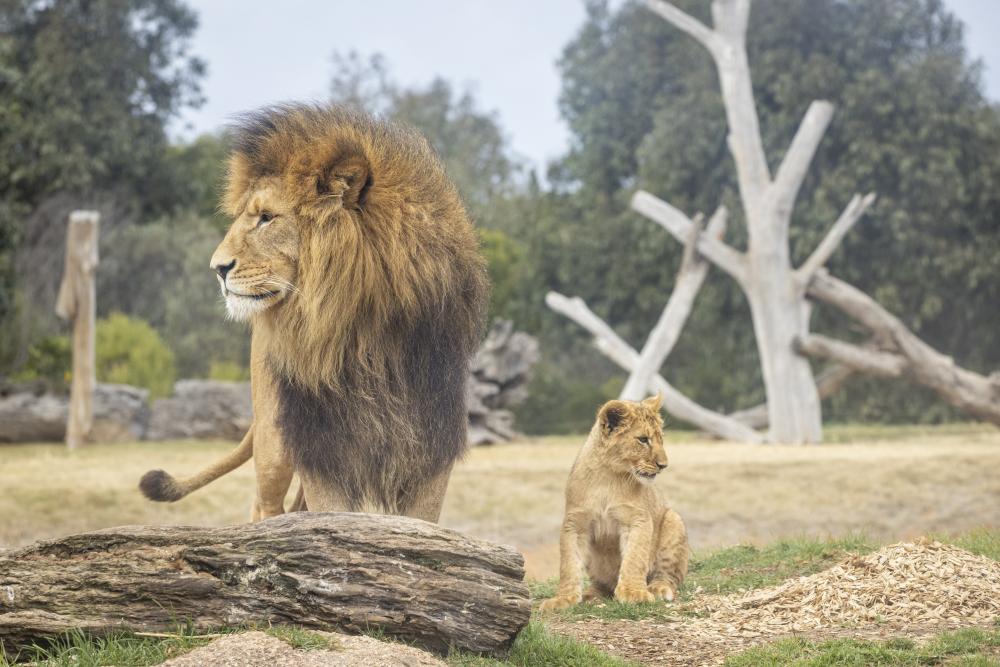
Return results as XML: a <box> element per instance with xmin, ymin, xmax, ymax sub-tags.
<box><xmin>539</xmin><ymin>513</ymin><xmax>590</xmax><ymax>611</ymax></box>
<box><xmin>614</xmin><ymin>511</ymin><xmax>656</xmax><ymax>603</ymax></box>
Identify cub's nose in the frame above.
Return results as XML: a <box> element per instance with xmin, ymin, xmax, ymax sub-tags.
<box><xmin>214</xmin><ymin>259</ymin><xmax>236</xmax><ymax>279</ymax></box>
<box><xmin>656</xmin><ymin>461</ymin><xmax>668</xmax><ymax>470</ymax></box>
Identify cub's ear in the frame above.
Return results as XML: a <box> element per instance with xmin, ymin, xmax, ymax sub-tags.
<box><xmin>641</xmin><ymin>393</ymin><xmax>663</xmax><ymax>413</ymax></box>
<box><xmin>599</xmin><ymin>400</ymin><xmax>632</xmax><ymax>436</ymax></box>
<box><xmin>320</xmin><ymin>153</ymin><xmax>372</xmax><ymax>210</ymax></box>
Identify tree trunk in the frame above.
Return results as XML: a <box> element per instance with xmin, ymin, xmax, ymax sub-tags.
<box><xmin>0</xmin><ymin>513</ymin><xmax>531</xmax><ymax>657</ymax></box>
<box><xmin>745</xmin><ymin>239</ymin><xmax>822</xmax><ymax>443</ymax></box>
<box><xmin>54</xmin><ymin>210</ymin><xmax>100</xmax><ymax>450</ymax></box>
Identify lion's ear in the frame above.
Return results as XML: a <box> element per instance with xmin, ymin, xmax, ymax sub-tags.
<box><xmin>321</xmin><ymin>153</ymin><xmax>372</xmax><ymax>210</ymax></box>
<box><xmin>599</xmin><ymin>400</ymin><xmax>632</xmax><ymax>436</ymax></box>
<box><xmin>641</xmin><ymin>393</ymin><xmax>663</xmax><ymax>413</ymax></box>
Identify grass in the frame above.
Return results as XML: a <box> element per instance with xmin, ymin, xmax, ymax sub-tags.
<box><xmin>0</xmin><ymin>629</ymin><xmax>214</xmax><ymax>667</ymax></box>
<box><xmin>447</xmin><ymin>622</ymin><xmax>640</xmax><ymax>667</ymax></box>
<box><xmin>724</xmin><ymin>627</ymin><xmax>1000</xmax><ymax>666</ymax></box>
<box><xmin>0</xmin><ymin>625</ymin><xmax>337</xmax><ymax>666</ymax></box>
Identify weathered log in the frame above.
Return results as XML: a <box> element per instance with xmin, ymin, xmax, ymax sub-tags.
<box><xmin>0</xmin><ymin>512</ymin><xmax>531</xmax><ymax>656</ymax></box>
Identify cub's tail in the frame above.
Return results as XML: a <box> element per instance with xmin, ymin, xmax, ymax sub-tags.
<box><xmin>139</xmin><ymin>426</ymin><xmax>254</xmax><ymax>502</ymax></box>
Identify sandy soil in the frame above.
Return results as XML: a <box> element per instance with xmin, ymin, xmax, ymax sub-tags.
<box><xmin>2</xmin><ymin>424</ymin><xmax>999</xmax><ymax>582</ymax></box>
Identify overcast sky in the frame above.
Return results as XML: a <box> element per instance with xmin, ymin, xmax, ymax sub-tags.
<box><xmin>174</xmin><ymin>1</ymin><xmax>1000</xmax><ymax>171</ymax></box>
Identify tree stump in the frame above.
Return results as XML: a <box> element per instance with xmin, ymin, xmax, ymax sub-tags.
<box><xmin>0</xmin><ymin>513</ymin><xmax>531</xmax><ymax>656</ymax></box>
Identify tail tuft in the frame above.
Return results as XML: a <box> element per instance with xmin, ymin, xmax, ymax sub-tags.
<box><xmin>139</xmin><ymin>469</ymin><xmax>185</xmax><ymax>502</ymax></box>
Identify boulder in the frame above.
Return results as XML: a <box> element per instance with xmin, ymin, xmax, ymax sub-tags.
<box><xmin>0</xmin><ymin>383</ymin><xmax>148</xmax><ymax>443</ymax></box>
<box><xmin>145</xmin><ymin>379</ymin><xmax>251</xmax><ymax>441</ymax></box>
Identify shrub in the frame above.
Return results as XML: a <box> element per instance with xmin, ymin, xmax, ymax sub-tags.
<box><xmin>207</xmin><ymin>359</ymin><xmax>250</xmax><ymax>381</ymax></box>
<box><xmin>96</xmin><ymin>313</ymin><xmax>176</xmax><ymax>398</ymax></box>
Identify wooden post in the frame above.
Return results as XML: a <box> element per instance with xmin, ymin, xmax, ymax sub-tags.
<box><xmin>54</xmin><ymin>211</ymin><xmax>99</xmax><ymax>449</ymax></box>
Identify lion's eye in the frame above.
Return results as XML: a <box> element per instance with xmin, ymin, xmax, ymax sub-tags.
<box><xmin>257</xmin><ymin>212</ymin><xmax>274</xmax><ymax>227</ymax></box>
<box><xmin>638</xmin><ymin>436</ymin><xmax>650</xmax><ymax>446</ymax></box>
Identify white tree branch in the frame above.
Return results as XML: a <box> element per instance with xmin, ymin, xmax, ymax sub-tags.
<box><xmin>794</xmin><ymin>334</ymin><xmax>906</xmax><ymax>377</ymax></box>
<box><xmin>644</xmin><ymin>0</ymin><xmax>721</xmax><ymax>54</ymax></box>
<box><xmin>770</xmin><ymin>101</ymin><xmax>835</xmax><ymax>223</ymax></box>
<box><xmin>796</xmin><ymin>192</ymin><xmax>877</xmax><ymax>285</ymax></box>
<box><xmin>631</xmin><ymin>191</ymin><xmax>749</xmax><ymax>285</ymax></box>
<box><xmin>621</xmin><ymin>208</ymin><xmax>727</xmax><ymax>400</ymax></box>
<box><xmin>806</xmin><ymin>270</ymin><xmax>1000</xmax><ymax>425</ymax></box>
<box><xmin>545</xmin><ymin>291</ymin><xmax>765</xmax><ymax>443</ymax></box>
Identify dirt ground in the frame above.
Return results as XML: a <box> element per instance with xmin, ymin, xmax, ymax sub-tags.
<box><xmin>2</xmin><ymin>424</ymin><xmax>999</xmax><ymax>582</ymax></box>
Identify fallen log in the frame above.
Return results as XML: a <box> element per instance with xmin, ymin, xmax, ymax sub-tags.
<box><xmin>0</xmin><ymin>512</ymin><xmax>531</xmax><ymax>656</ymax></box>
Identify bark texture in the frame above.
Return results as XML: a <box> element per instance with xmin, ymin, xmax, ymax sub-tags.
<box><xmin>0</xmin><ymin>513</ymin><xmax>531</xmax><ymax>656</ymax></box>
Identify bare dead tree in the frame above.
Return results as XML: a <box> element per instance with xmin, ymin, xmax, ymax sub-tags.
<box><xmin>547</xmin><ymin>0</ymin><xmax>1000</xmax><ymax>442</ymax></box>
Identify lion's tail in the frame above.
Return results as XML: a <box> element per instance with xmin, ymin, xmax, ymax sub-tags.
<box><xmin>139</xmin><ymin>427</ymin><xmax>254</xmax><ymax>502</ymax></box>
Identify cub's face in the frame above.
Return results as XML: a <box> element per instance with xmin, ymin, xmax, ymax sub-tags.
<box><xmin>210</xmin><ymin>179</ymin><xmax>302</xmax><ymax>321</ymax></box>
<box><xmin>598</xmin><ymin>395</ymin><xmax>668</xmax><ymax>484</ymax></box>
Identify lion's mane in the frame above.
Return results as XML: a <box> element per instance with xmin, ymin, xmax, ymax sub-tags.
<box><xmin>226</xmin><ymin>104</ymin><xmax>489</xmax><ymax>513</ymax></box>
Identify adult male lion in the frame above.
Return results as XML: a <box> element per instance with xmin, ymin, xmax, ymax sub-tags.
<box><xmin>140</xmin><ymin>104</ymin><xmax>489</xmax><ymax>522</ymax></box>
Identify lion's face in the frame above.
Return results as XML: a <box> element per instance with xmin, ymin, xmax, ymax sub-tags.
<box><xmin>210</xmin><ymin>179</ymin><xmax>303</xmax><ymax>321</ymax></box>
<box><xmin>597</xmin><ymin>395</ymin><xmax>668</xmax><ymax>484</ymax></box>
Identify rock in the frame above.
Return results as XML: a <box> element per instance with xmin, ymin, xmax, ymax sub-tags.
<box><xmin>468</xmin><ymin>320</ymin><xmax>540</xmax><ymax>445</ymax></box>
<box><xmin>159</xmin><ymin>630</ymin><xmax>445</xmax><ymax>667</ymax></box>
<box><xmin>145</xmin><ymin>379</ymin><xmax>252</xmax><ymax>441</ymax></box>
<box><xmin>0</xmin><ymin>383</ymin><xmax>148</xmax><ymax>443</ymax></box>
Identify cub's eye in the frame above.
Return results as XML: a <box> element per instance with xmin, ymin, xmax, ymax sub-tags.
<box><xmin>257</xmin><ymin>212</ymin><xmax>274</xmax><ymax>227</ymax></box>
<box><xmin>638</xmin><ymin>436</ymin><xmax>650</xmax><ymax>446</ymax></box>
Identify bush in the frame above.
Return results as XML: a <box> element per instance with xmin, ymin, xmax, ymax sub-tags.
<box><xmin>207</xmin><ymin>359</ymin><xmax>250</xmax><ymax>381</ymax></box>
<box><xmin>13</xmin><ymin>335</ymin><xmax>71</xmax><ymax>388</ymax></box>
<box><xmin>96</xmin><ymin>313</ymin><xmax>176</xmax><ymax>398</ymax></box>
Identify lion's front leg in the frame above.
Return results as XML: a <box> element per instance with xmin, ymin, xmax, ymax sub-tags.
<box><xmin>648</xmin><ymin>508</ymin><xmax>689</xmax><ymax>601</ymax></box>
<box><xmin>614</xmin><ymin>512</ymin><xmax>655</xmax><ymax>603</ymax></box>
<box><xmin>539</xmin><ymin>514</ymin><xmax>590</xmax><ymax>612</ymax></box>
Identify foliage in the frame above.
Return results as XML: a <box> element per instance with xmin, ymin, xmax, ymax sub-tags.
<box><xmin>13</xmin><ymin>335</ymin><xmax>71</xmax><ymax>387</ymax></box>
<box><xmin>0</xmin><ymin>0</ymin><xmax>205</xmax><ymax>370</ymax></box>
<box><xmin>96</xmin><ymin>313</ymin><xmax>175</xmax><ymax>398</ymax></box>
<box><xmin>207</xmin><ymin>360</ymin><xmax>250</xmax><ymax>382</ymax></box>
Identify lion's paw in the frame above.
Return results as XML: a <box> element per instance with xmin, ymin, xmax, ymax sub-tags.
<box><xmin>539</xmin><ymin>594</ymin><xmax>582</xmax><ymax>612</ymax></box>
<box><xmin>648</xmin><ymin>582</ymin><xmax>676</xmax><ymax>601</ymax></box>
<box><xmin>614</xmin><ymin>583</ymin><xmax>655</xmax><ymax>603</ymax></box>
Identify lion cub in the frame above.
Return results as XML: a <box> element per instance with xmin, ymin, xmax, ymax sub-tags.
<box><xmin>540</xmin><ymin>395</ymin><xmax>689</xmax><ymax>610</ymax></box>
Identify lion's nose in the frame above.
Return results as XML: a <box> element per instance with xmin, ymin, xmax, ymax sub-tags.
<box><xmin>214</xmin><ymin>259</ymin><xmax>236</xmax><ymax>279</ymax></box>
<box><xmin>657</xmin><ymin>461</ymin><xmax>668</xmax><ymax>470</ymax></box>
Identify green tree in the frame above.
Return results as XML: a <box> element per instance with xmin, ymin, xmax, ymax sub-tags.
<box><xmin>0</xmin><ymin>0</ymin><xmax>204</xmax><ymax>370</ymax></box>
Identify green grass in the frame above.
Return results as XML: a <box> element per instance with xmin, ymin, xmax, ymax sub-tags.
<box><xmin>724</xmin><ymin>627</ymin><xmax>1000</xmax><ymax>666</ymax></box>
<box><xmin>447</xmin><ymin>621</ymin><xmax>639</xmax><ymax>667</ymax></box>
<box><xmin>0</xmin><ymin>628</ymin><xmax>214</xmax><ymax>667</ymax></box>
<box><xmin>0</xmin><ymin>625</ymin><xmax>337</xmax><ymax>666</ymax></box>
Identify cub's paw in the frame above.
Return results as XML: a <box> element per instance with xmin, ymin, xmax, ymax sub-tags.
<box><xmin>614</xmin><ymin>583</ymin><xmax>655</xmax><ymax>603</ymax></box>
<box><xmin>648</xmin><ymin>582</ymin><xmax>676</xmax><ymax>601</ymax></box>
<box><xmin>539</xmin><ymin>594</ymin><xmax>581</xmax><ymax>612</ymax></box>
<box><xmin>582</xmin><ymin>585</ymin><xmax>608</xmax><ymax>602</ymax></box>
